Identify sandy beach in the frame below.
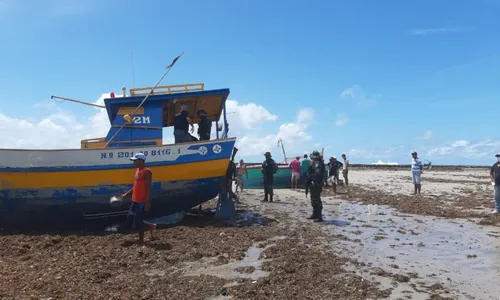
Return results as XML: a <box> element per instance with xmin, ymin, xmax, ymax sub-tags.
<box><xmin>1</xmin><ymin>166</ymin><xmax>499</xmax><ymax>300</ymax></box>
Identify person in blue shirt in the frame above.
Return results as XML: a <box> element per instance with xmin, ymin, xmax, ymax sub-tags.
<box><xmin>300</xmin><ymin>154</ymin><xmax>311</xmax><ymax>187</ymax></box>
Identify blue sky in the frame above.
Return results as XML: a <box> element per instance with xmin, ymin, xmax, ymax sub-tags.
<box><xmin>1</xmin><ymin>0</ymin><xmax>499</xmax><ymax>165</ymax></box>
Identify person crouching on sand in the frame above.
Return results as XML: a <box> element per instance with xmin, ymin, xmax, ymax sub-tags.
<box><xmin>120</xmin><ymin>153</ymin><xmax>157</xmax><ymax>245</ymax></box>
<box><xmin>411</xmin><ymin>151</ymin><xmax>423</xmax><ymax>195</ymax></box>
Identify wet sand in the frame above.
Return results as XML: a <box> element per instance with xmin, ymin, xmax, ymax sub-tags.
<box><xmin>1</xmin><ymin>167</ymin><xmax>499</xmax><ymax>299</ymax></box>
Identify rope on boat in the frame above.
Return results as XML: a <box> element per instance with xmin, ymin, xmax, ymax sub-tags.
<box><xmin>50</xmin><ymin>95</ymin><xmax>105</xmax><ymax>109</ymax></box>
<box><xmin>104</xmin><ymin>52</ymin><xmax>184</xmax><ymax>148</ymax></box>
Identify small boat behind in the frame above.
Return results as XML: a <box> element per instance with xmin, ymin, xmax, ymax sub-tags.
<box><xmin>243</xmin><ymin>163</ymin><xmax>292</xmax><ymax>189</ymax></box>
<box><xmin>0</xmin><ymin>81</ymin><xmax>236</xmax><ymax>225</ymax></box>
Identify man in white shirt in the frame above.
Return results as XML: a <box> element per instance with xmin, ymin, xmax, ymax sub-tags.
<box><xmin>411</xmin><ymin>151</ymin><xmax>423</xmax><ymax>195</ymax></box>
<box><xmin>341</xmin><ymin>153</ymin><xmax>349</xmax><ymax>186</ymax></box>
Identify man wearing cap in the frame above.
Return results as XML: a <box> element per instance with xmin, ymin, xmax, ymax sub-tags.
<box><xmin>120</xmin><ymin>153</ymin><xmax>157</xmax><ymax>244</ymax></box>
<box><xmin>490</xmin><ymin>153</ymin><xmax>500</xmax><ymax>214</ymax></box>
<box><xmin>411</xmin><ymin>151</ymin><xmax>423</xmax><ymax>195</ymax></box>
<box><xmin>261</xmin><ymin>152</ymin><xmax>278</xmax><ymax>202</ymax></box>
<box><xmin>197</xmin><ymin>109</ymin><xmax>212</xmax><ymax>141</ymax></box>
<box><xmin>306</xmin><ymin>150</ymin><xmax>326</xmax><ymax>222</ymax></box>
<box><xmin>173</xmin><ymin>104</ymin><xmax>195</xmax><ymax>143</ymax></box>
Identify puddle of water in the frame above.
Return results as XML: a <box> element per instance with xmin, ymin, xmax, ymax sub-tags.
<box><xmin>323</xmin><ymin>198</ymin><xmax>500</xmax><ymax>300</ymax></box>
<box><xmin>181</xmin><ymin>236</ymin><xmax>286</xmax><ymax>281</ymax></box>
<box><xmin>322</xmin><ymin>220</ymin><xmax>351</xmax><ymax>227</ymax></box>
<box><xmin>234</xmin><ymin>211</ymin><xmax>268</xmax><ymax>226</ymax></box>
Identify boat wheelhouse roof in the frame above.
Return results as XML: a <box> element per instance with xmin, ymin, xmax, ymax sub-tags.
<box><xmin>103</xmin><ymin>83</ymin><xmax>230</xmax><ymax>127</ymax></box>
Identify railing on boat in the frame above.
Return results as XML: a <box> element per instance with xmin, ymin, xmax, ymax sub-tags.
<box><xmin>127</xmin><ymin>83</ymin><xmax>205</xmax><ymax>97</ymax></box>
<box><xmin>81</xmin><ymin>137</ymin><xmax>162</xmax><ymax>149</ymax></box>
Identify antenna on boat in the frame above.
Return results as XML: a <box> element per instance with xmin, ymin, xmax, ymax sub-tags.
<box><xmin>104</xmin><ymin>52</ymin><xmax>184</xmax><ymax>148</ymax></box>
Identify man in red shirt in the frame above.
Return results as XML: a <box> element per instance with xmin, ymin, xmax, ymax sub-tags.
<box><xmin>120</xmin><ymin>152</ymin><xmax>157</xmax><ymax>245</ymax></box>
<box><xmin>289</xmin><ymin>156</ymin><xmax>301</xmax><ymax>189</ymax></box>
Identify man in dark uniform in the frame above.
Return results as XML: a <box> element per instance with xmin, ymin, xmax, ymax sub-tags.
<box><xmin>306</xmin><ymin>150</ymin><xmax>326</xmax><ymax>222</ymax></box>
<box><xmin>261</xmin><ymin>151</ymin><xmax>277</xmax><ymax>202</ymax></box>
<box><xmin>173</xmin><ymin>104</ymin><xmax>194</xmax><ymax>143</ymax></box>
<box><xmin>197</xmin><ymin>109</ymin><xmax>212</xmax><ymax>141</ymax></box>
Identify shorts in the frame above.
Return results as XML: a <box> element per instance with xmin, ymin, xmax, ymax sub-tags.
<box><xmin>236</xmin><ymin>174</ymin><xmax>244</xmax><ymax>180</ymax></box>
<box><xmin>291</xmin><ymin>172</ymin><xmax>300</xmax><ymax>180</ymax></box>
<box><xmin>127</xmin><ymin>202</ymin><xmax>149</xmax><ymax>229</ymax></box>
<box><xmin>327</xmin><ymin>176</ymin><xmax>336</xmax><ymax>185</ymax></box>
<box><xmin>412</xmin><ymin>171</ymin><xmax>421</xmax><ymax>185</ymax></box>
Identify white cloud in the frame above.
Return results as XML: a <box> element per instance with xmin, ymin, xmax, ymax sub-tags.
<box><xmin>335</xmin><ymin>113</ymin><xmax>349</xmax><ymax>126</ymax></box>
<box><xmin>0</xmin><ymin>94</ymin><xmax>112</xmax><ymax>149</ymax></box>
<box><xmin>234</xmin><ymin>108</ymin><xmax>315</xmax><ymax>158</ymax></box>
<box><xmin>340</xmin><ymin>85</ymin><xmax>379</xmax><ymax>106</ymax></box>
<box><xmin>427</xmin><ymin>139</ymin><xmax>500</xmax><ymax>158</ymax></box>
<box><xmin>408</xmin><ymin>26</ymin><xmax>474</xmax><ymax>36</ymax></box>
<box><xmin>224</xmin><ymin>100</ymin><xmax>278</xmax><ymax>134</ymax></box>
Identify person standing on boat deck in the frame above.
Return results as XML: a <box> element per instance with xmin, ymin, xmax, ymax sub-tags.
<box><xmin>197</xmin><ymin>109</ymin><xmax>212</xmax><ymax>141</ymax></box>
<box><xmin>490</xmin><ymin>153</ymin><xmax>500</xmax><ymax>214</ymax></box>
<box><xmin>235</xmin><ymin>159</ymin><xmax>248</xmax><ymax>193</ymax></box>
<box><xmin>173</xmin><ymin>104</ymin><xmax>194</xmax><ymax>143</ymax></box>
<box><xmin>120</xmin><ymin>153</ymin><xmax>157</xmax><ymax>245</ymax></box>
<box><xmin>289</xmin><ymin>156</ymin><xmax>301</xmax><ymax>189</ymax></box>
<box><xmin>300</xmin><ymin>154</ymin><xmax>311</xmax><ymax>187</ymax></box>
<box><xmin>341</xmin><ymin>153</ymin><xmax>349</xmax><ymax>186</ymax></box>
<box><xmin>307</xmin><ymin>150</ymin><xmax>325</xmax><ymax>222</ymax></box>
<box><xmin>411</xmin><ymin>151</ymin><xmax>423</xmax><ymax>195</ymax></box>
<box><xmin>261</xmin><ymin>152</ymin><xmax>278</xmax><ymax>202</ymax></box>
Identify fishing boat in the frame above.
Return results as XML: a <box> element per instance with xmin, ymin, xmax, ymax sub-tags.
<box><xmin>240</xmin><ymin>139</ymin><xmax>295</xmax><ymax>189</ymax></box>
<box><xmin>243</xmin><ymin>163</ymin><xmax>293</xmax><ymax>189</ymax></box>
<box><xmin>0</xmin><ymin>67</ymin><xmax>237</xmax><ymax>224</ymax></box>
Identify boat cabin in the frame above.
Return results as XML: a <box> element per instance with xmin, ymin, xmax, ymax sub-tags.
<box><xmin>80</xmin><ymin>83</ymin><xmax>230</xmax><ymax>149</ymax></box>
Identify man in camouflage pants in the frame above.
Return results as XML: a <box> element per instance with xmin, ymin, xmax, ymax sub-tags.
<box><xmin>306</xmin><ymin>150</ymin><xmax>326</xmax><ymax>222</ymax></box>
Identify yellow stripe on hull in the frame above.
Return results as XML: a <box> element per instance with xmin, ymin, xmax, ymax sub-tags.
<box><xmin>0</xmin><ymin>159</ymin><xmax>229</xmax><ymax>189</ymax></box>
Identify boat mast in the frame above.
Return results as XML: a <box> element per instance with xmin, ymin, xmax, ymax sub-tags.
<box><xmin>104</xmin><ymin>53</ymin><xmax>184</xmax><ymax>148</ymax></box>
<box><xmin>277</xmin><ymin>138</ymin><xmax>288</xmax><ymax>164</ymax></box>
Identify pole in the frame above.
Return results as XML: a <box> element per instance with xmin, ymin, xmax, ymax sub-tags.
<box><xmin>223</xmin><ymin>102</ymin><xmax>228</xmax><ymax>138</ymax></box>
<box><xmin>279</xmin><ymin>138</ymin><xmax>288</xmax><ymax>164</ymax></box>
<box><xmin>104</xmin><ymin>53</ymin><xmax>184</xmax><ymax>148</ymax></box>
<box><xmin>51</xmin><ymin>95</ymin><xmax>105</xmax><ymax>109</ymax></box>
